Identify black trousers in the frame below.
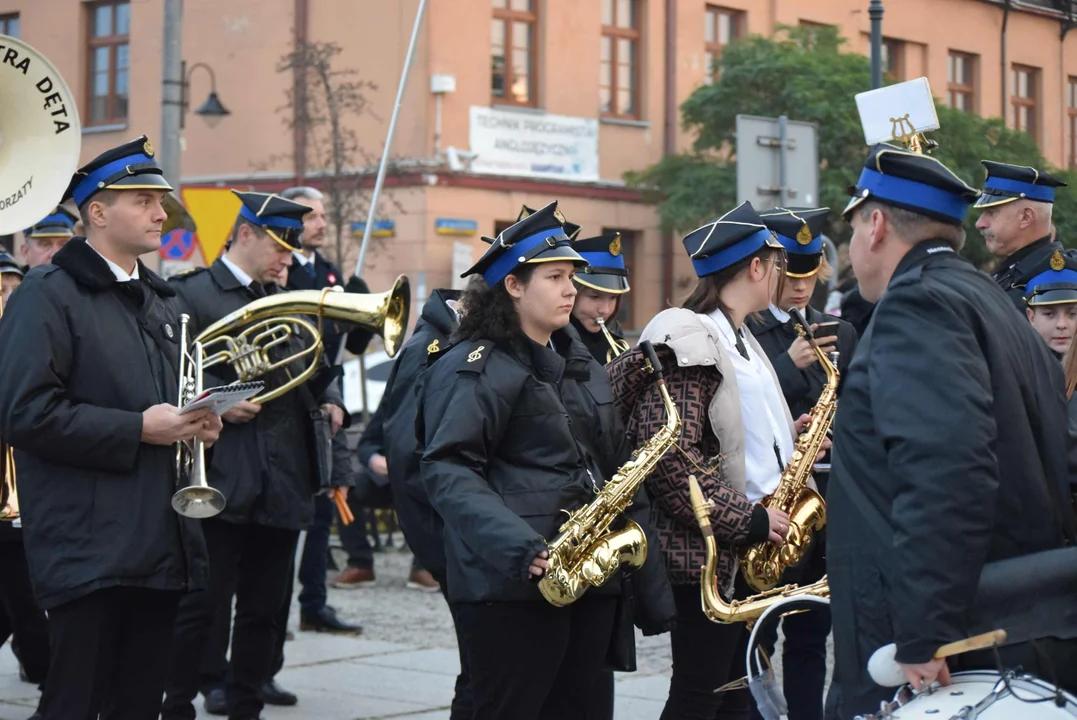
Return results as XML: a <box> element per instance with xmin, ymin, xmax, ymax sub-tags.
<box><xmin>454</xmin><ymin>594</ymin><xmax>617</xmax><ymax>720</ymax></box>
<box><xmin>445</xmin><ymin>597</ymin><xmax>475</xmax><ymax>720</ymax></box>
<box><xmin>750</xmin><ymin>542</ymin><xmax>830</xmax><ymax>720</ymax></box>
<box><xmin>162</xmin><ymin>519</ymin><xmax>298</xmax><ymax>720</ymax></box>
<box><xmin>661</xmin><ymin>582</ymin><xmax>753</xmax><ymax>720</ymax></box>
<box><xmin>0</xmin><ymin>537</ymin><xmax>50</xmax><ymax>684</ymax></box>
<box><xmin>40</xmin><ymin>586</ymin><xmax>180</xmax><ymax>720</ymax></box>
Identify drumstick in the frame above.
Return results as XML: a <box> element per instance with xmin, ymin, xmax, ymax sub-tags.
<box><xmin>332</xmin><ymin>489</ymin><xmax>355</xmax><ymax>525</ymax></box>
<box><xmin>868</xmin><ymin>629</ymin><xmax>1007</xmax><ymax>687</ymax></box>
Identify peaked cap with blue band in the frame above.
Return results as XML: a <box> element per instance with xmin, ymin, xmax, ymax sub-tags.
<box><xmin>0</xmin><ymin>253</ymin><xmax>24</xmax><ymax>278</ymax></box>
<box><xmin>975</xmin><ymin>160</ymin><xmax>1067</xmax><ymax>209</ymax></box>
<box><xmin>843</xmin><ymin>144</ymin><xmax>980</xmax><ymax>226</ymax></box>
<box><xmin>1024</xmin><ymin>249</ymin><xmax>1077</xmax><ymax>306</ymax></box>
<box><xmin>63</xmin><ymin>135</ymin><xmax>173</xmax><ymax>208</ymax></box>
<box><xmin>683</xmin><ymin>201</ymin><xmax>784</xmax><ymax>279</ymax></box>
<box><xmin>516</xmin><ymin>203</ymin><xmax>581</xmax><ymax>241</ymax></box>
<box><xmin>759</xmin><ymin>207</ymin><xmax>830</xmax><ymax>278</ymax></box>
<box><xmin>232</xmin><ymin>190</ymin><xmax>310</xmax><ymax>252</ymax></box>
<box><xmin>462</xmin><ymin>201</ymin><xmax>586</xmax><ymax>286</ymax></box>
<box><xmin>574</xmin><ymin>232</ymin><xmax>629</xmax><ymax>294</ymax></box>
<box><xmin>25</xmin><ymin>206</ymin><xmax>78</xmax><ymax>239</ymax></box>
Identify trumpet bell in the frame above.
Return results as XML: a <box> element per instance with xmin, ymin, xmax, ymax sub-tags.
<box><xmin>171</xmin><ymin>485</ymin><xmax>226</xmax><ymax>519</ymax></box>
<box><xmin>0</xmin><ymin>34</ymin><xmax>82</xmax><ymax>235</ymax></box>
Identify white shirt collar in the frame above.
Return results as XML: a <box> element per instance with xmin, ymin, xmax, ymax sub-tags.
<box><xmin>86</xmin><ymin>241</ymin><xmax>139</xmax><ymax>281</ymax></box>
<box><xmin>292</xmin><ymin>250</ymin><xmax>315</xmax><ymax>266</ymax></box>
<box><xmin>770</xmin><ymin>304</ymin><xmax>791</xmax><ymax>323</ymax></box>
<box><xmin>220</xmin><ymin>255</ymin><xmax>254</xmax><ymax>288</ymax></box>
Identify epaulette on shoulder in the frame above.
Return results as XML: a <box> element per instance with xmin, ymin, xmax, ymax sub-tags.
<box><xmin>454</xmin><ymin>339</ymin><xmax>494</xmax><ymax>375</ymax></box>
<box><xmin>169</xmin><ymin>266</ymin><xmax>208</xmax><ymax>282</ymax></box>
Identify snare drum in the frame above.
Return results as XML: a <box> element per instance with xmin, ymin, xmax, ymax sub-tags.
<box><xmin>856</xmin><ymin>671</ymin><xmax>1077</xmax><ymax>719</ymax></box>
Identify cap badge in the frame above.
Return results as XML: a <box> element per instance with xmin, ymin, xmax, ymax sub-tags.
<box><xmin>1051</xmin><ymin>249</ymin><xmax>1065</xmax><ymax>271</ymax></box>
<box><xmin>796</xmin><ymin>224</ymin><xmax>813</xmax><ymax>245</ymax></box>
<box><xmin>143</xmin><ymin>139</ymin><xmax>155</xmax><ymax>157</ymax></box>
<box><xmin>609</xmin><ymin>235</ymin><xmax>622</xmax><ymax>257</ymax></box>
<box><xmin>427</xmin><ymin>339</ymin><xmax>440</xmax><ymax>355</ymax></box>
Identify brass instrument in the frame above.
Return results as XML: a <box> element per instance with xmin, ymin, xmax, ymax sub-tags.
<box><xmin>689</xmin><ymin>474</ymin><xmax>829</xmax><ymax>625</ymax></box>
<box><xmin>739</xmin><ymin>307</ymin><xmax>837</xmax><ymax>592</ymax></box>
<box><xmin>596</xmin><ymin>316</ymin><xmax>631</xmax><ymax>363</ymax></box>
<box><xmin>172</xmin><ymin>314</ymin><xmax>227</xmax><ymax>519</ymax></box>
<box><xmin>0</xmin><ymin>293</ymin><xmax>17</xmax><ymax>524</ymax></box>
<box><xmin>538</xmin><ymin>341</ymin><xmax>681</xmax><ymax>607</ymax></box>
<box><xmin>195</xmin><ymin>276</ymin><xmax>411</xmax><ymax>404</ymax></box>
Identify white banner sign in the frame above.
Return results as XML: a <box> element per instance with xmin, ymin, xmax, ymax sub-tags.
<box><xmin>469</xmin><ymin>106</ymin><xmax>599</xmax><ymax>181</ymax></box>
<box><xmin>451</xmin><ymin>242</ymin><xmax>473</xmax><ymax>291</ymax></box>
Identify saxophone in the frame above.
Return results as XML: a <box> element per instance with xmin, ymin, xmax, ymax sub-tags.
<box><xmin>689</xmin><ymin>474</ymin><xmax>829</xmax><ymax>625</ymax></box>
<box><xmin>740</xmin><ymin>307</ymin><xmax>838</xmax><ymax>592</ymax></box>
<box><xmin>538</xmin><ymin>341</ymin><xmax>681</xmax><ymax>607</ymax></box>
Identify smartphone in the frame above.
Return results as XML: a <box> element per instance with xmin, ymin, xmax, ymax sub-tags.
<box><xmin>813</xmin><ymin>321</ymin><xmax>840</xmax><ymax>340</ymax></box>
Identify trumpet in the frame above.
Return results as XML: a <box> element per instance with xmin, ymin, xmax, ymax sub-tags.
<box><xmin>171</xmin><ymin>314</ymin><xmax>227</xmax><ymax>519</ymax></box>
<box><xmin>195</xmin><ymin>276</ymin><xmax>410</xmax><ymax>404</ymax></box>
<box><xmin>596</xmin><ymin>316</ymin><xmax>630</xmax><ymax>363</ymax></box>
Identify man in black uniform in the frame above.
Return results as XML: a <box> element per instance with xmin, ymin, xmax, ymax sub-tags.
<box><xmin>975</xmin><ymin>160</ymin><xmax>1070</xmax><ymax>310</ymax></box>
<box><xmin>826</xmin><ymin>145</ymin><xmax>1077</xmax><ymax>718</ymax></box>
<box><xmin>18</xmin><ymin>205</ymin><xmax>76</xmax><ymax>271</ymax></box>
<box><xmin>0</xmin><ymin>136</ymin><xmax>222</xmax><ymax>719</ymax></box>
<box><xmin>161</xmin><ymin>190</ymin><xmax>349</xmax><ymax>720</ymax></box>
<box><xmin>748</xmin><ymin>206</ymin><xmax>856</xmax><ymax>720</ymax></box>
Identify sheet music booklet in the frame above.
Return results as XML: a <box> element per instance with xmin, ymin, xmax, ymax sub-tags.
<box><xmin>178</xmin><ymin>381</ymin><xmax>265</xmax><ymax>415</ymax></box>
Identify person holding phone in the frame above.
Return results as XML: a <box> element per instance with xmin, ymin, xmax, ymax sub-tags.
<box><xmin>745</xmin><ymin>207</ymin><xmax>857</xmax><ymax>720</ymax></box>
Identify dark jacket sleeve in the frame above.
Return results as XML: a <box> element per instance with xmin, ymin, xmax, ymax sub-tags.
<box><xmin>624</xmin><ymin>488</ymin><xmax>677</xmax><ymax>635</ymax></box>
<box><xmin>343</xmin><ymin>276</ymin><xmax>375</xmax><ymax>355</ymax></box>
<box><xmin>356</xmin><ymin>402</ymin><xmax>386</xmax><ymax>469</ymax></box>
<box><xmin>420</xmin><ymin>369</ymin><xmax>547</xmax><ymax>583</ymax></box>
<box><xmin>769</xmin><ymin>347</ymin><xmax>811</xmax><ymax>407</ymax></box>
<box><xmin>382</xmin><ymin>339</ymin><xmax>428</xmax><ymax>497</ymax></box>
<box><xmin>868</xmin><ymin>286</ymin><xmax>998</xmax><ymax>664</ymax></box>
<box><xmin>0</xmin><ymin>278</ymin><xmax>143</xmax><ymax>473</ymax></box>
<box><xmin>836</xmin><ymin>319</ymin><xmax>859</xmax><ymax>390</ymax></box>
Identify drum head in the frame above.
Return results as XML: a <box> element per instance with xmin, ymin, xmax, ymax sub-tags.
<box><xmin>886</xmin><ymin>671</ymin><xmax>1077</xmax><ymax>719</ymax></box>
<box><xmin>0</xmin><ymin>34</ymin><xmax>81</xmax><ymax>235</ymax></box>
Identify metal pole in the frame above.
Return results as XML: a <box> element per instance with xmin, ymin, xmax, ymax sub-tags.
<box><xmin>353</xmin><ymin>0</ymin><xmax>428</xmax><ymax>278</ymax></box>
<box><xmin>778</xmin><ymin>115</ymin><xmax>788</xmax><ymax>207</ymax></box>
<box><xmin>869</xmin><ymin>0</ymin><xmax>884</xmax><ymax>90</ymax></box>
<box><xmin>160</xmin><ymin>0</ymin><xmax>184</xmax><ymax>190</ymax></box>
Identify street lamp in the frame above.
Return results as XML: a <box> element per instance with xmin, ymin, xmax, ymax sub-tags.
<box><xmin>869</xmin><ymin>0</ymin><xmax>884</xmax><ymax>90</ymax></box>
<box><xmin>178</xmin><ymin>61</ymin><xmax>230</xmax><ymax>129</ymax></box>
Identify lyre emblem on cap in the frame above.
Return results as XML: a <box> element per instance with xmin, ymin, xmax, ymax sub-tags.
<box><xmin>1051</xmin><ymin>249</ymin><xmax>1065</xmax><ymax>271</ymax></box>
<box><xmin>143</xmin><ymin>139</ymin><xmax>155</xmax><ymax>157</ymax></box>
<box><xmin>467</xmin><ymin>345</ymin><xmax>486</xmax><ymax>363</ymax></box>
<box><xmin>609</xmin><ymin>235</ymin><xmax>622</xmax><ymax>257</ymax></box>
<box><xmin>796</xmin><ymin>224</ymin><xmax>813</xmax><ymax>245</ymax></box>
<box><xmin>427</xmin><ymin>339</ymin><xmax>440</xmax><ymax>355</ymax></box>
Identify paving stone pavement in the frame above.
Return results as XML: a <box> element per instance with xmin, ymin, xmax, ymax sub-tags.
<box><xmin>0</xmin><ymin>542</ymin><xmax>830</xmax><ymax>720</ymax></box>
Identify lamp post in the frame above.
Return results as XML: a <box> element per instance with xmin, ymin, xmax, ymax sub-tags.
<box><xmin>869</xmin><ymin>0</ymin><xmax>884</xmax><ymax>90</ymax></box>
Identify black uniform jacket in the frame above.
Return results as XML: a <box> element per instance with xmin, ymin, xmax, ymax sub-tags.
<box><xmin>992</xmin><ymin>234</ymin><xmax>1076</xmax><ymax>311</ymax></box>
<box><xmin>170</xmin><ymin>260</ymin><xmax>344</xmax><ymax>530</ymax></box>
<box><xmin>828</xmin><ymin>240</ymin><xmax>1076</xmax><ymax>712</ymax></box>
<box><xmin>0</xmin><ymin>238</ymin><xmax>207</xmax><ymax>610</ymax></box>
<box><xmin>747</xmin><ymin>306</ymin><xmax>857</xmax><ymax>420</ymax></box>
<box><xmin>356</xmin><ymin>289</ymin><xmax>461</xmax><ymax>583</ymax></box>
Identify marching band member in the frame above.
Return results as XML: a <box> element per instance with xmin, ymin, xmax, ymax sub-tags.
<box><xmin>608</xmin><ymin>202</ymin><xmax>796</xmax><ymax>719</ymax></box>
<box><xmin>746</xmin><ymin>207</ymin><xmax>855</xmax><ymax>720</ymax></box>
<box><xmin>0</xmin><ymin>254</ymin><xmax>24</xmax><ymax>304</ymax></box>
<box><xmin>569</xmin><ymin>231</ymin><xmax>630</xmax><ymax>364</ymax></box>
<box><xmin>418</xmin><ymin>203</ymin><xmax>621</xmax><ymax>720</ymax></box>
<box><xmin>0</xmin><ymin>136</ymin><xmax>222</xmax><ymax>719</ymax></box>
<box><xmin>162</xmin><ymin>191</ymin><xmax>349</xmax><ymax>720</ymax></box>
<box><xmin>19</xmin><ymin>206</ymin><xmax>76</xmax><ymax>271</ymax></box>
<box><xmin>974</xmin><ymin>160</ymin><xmax>1070</xmax><ymax>310</ymax></box>
<box><xmin>1022</xmin><ymin>251</ymin><xmax>1077</xmax><ymax>359</ymax></box>
<box><xmin>827</xmin><ymin>146</ymin><xmax>1077</xmax><ymax>716</ymax></box>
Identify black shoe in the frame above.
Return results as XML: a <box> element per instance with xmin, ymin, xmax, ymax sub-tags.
<box><xmin>299</xmin><ymin>605</ymin><xmax>363</xmax><ymax>634</ymax></box>
<box><xmin>202</xmin><ymin>687</ymin><xmax>227</xmax><ymax>716</ymax></box>
<box><xmin>260</xmin><ymin>679</ymin><xmax>298</xmax><ymax>706</ymax></box>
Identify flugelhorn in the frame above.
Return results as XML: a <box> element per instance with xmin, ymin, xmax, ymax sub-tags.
<box><xmin>596</xmin><ymin>316</ymin><xmax>630</xmax><ymax>363</ymax></box>
<box><xmin>194</xmin><ymin>276</ymin><xmax>411</xmax><ymax>404</ymax></box>
<box><xmin>172</xmin><ymin>314</ymin><xmax>226</xmax><ymax>519</ymax></box>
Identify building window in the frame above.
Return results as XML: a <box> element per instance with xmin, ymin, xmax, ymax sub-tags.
<box><xmin>879</xmin><ymin>38</ymin><xmax>905</xmax><ymax>81</ymax></box>
<box><xmin>704</xmin><ymin>6</ymin><xmax>744</xmax><ymax>83</ymax></box>
<box><xmin>0</xmin><ymin>14</ymin><xmax>20</xmax><ymax>37</ymax></box>
<box><xmin>491</xmin><ymin>0</ymin><xmax>537</xmax><ymax>106</ymax></box>
<box><xmin>947</xmin><ymin>51</ymin><xmax>976</xmax><ymax>112</ymax></box>
<box><xmin>1011</xmin><ymin>64</ymin><xmax>1039</xmax><ymax>141</ymax></box>
<box><xmin>1069</xmin><ymin>77</ymin><xmax>1077</xmax><ymax>168</ymax></box>
<box><xmin>603</xmin><ymin>228</ymin><xmax>637</xmax><ymax>328</ymax></box>
<box><xmin>601</xmin><ymin>0</ymin><xmax>641</xmax><ymax>119</ymax></box>
<box><xmin>87</xmin><ymin>1</ymin><xmax>130</xmax><ymax>126</ymax></box>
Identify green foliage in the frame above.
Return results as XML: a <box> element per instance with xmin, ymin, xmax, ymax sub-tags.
<box><xmin>629</xmin><ymin>25</ymin><xmax>1075</xmax><ymax>266</ymax></box>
